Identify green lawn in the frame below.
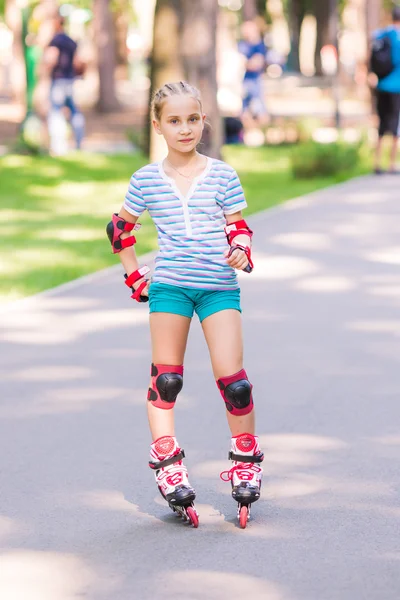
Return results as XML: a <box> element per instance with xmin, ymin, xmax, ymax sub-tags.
<box><xmin>0</xmin><ymin>145</ymin><xmax>370</xmax><ymax>304</ymax></box>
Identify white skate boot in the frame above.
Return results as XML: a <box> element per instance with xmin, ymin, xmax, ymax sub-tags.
<box><xmin>149</xmin><ymin>436</ymin><xmax>198</xmax><ymax>527</ymax></box>
<box><xmin>220</xmin><ymin>432</ymin><xmax>264</xmax><ymax>528</ymax></box>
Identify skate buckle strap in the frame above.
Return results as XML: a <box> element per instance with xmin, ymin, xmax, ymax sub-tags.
<box><xmin>228</xmin><ymin>451</ymin><xmax>264</xmax><ymax>464</ymax></box>
<box><xmin>149</xmin><ymin>449</ymin><xmax>185</xmax><ymax>471</ymax></box>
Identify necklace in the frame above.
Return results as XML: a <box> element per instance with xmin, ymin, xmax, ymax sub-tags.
<box><xmin>165</xmin><ymin>157</ymin><xmax>200</xmax><ymax>180</ymax></box>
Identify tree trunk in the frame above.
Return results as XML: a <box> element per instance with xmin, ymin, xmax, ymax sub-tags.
<box><xmin>5</xmin><ymin>0</ymin><xmax>26</xmax><ymax>104</ymax></box>
<box><xmin>243</xmin><ymin>0</ymin><xmax>268</xmax><ymax>20</ymax></box>
<box><xmin>242</xmin><ymin>0</ymin><xmax>258</xmax><ymax>21</ymax></box>
<box><xmin>114</xmin><ymin>6</ymin><xmax>129</xmax><ymax>67</ymax></box>
<box><xmin>149</xmin><ymin>0</ymin><xmax>184</xmax><ymax>160</ymax></box>
<box><xmin>314</xmin><ymin>0</ymin><xmax>332</xmax><ymax>75</ymax></box>
<box><xmin>93</xmin><ymin>0</ymin><xmax>120</xmax><ymax>112</ymax></box>
<box><xmin>365</xmin><ymin>0</ymin><xmax>382</xmax><ymax>44</ymax></box>
<box><xmin>286</xmin><ymin>0</ymin><xmax>306</xmax><ymax>72</ymax></box>
<box><xmin>180</xmin><ymin>0</ymin><xmax>222</xmax><ymax>158</ymax></box>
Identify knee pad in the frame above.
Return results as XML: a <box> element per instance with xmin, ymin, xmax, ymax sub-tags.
<box><xmin>147</xmin><ymin>363</ymin><xmax>183</xmax><ymax>410</ymax></box>
<box><xmin>217</xmin><ymin>369</ymin><xmax>254</xmax><ymax>416</ymax></box>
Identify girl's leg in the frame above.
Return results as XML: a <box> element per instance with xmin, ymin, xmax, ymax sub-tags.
<box><xmin>201</xmin><ymin>309</ymin><xmax>255</xmax><ymax>436</ymax></box>
<box><xmin>148</xmin><ymin>313</ymin><xmax>191</xmax><ymax>440</ymax></box>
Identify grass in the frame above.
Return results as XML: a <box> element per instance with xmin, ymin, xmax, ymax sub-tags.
<box><xmin>0</xmin><ymin>144</ymin><xmax>372</xmax><ymax>304</ymax></box>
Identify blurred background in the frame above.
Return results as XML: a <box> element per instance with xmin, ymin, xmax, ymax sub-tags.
<box><xmin>0</xmin><ymin>0</ymin><xmax>396</xmax><ymax>303</ymax></box>
<box><xmin>0</xmin><ymin>0</ymin><xmax>394</xmax><ymax>154</ymax></box>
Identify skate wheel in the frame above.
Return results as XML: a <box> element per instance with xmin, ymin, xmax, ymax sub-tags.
<box><xmin>186</xmin><ymin>506</ymin><xmax>199</xmax><ymax>528</ymax></box>
<box><xmin>239</xmin><ymin>505</ymin><xmax>248</xmax><ymax>529</ymax></box>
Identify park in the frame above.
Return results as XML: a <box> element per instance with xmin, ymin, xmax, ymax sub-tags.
<box><xmin>0</xmin><ymin>1</ymin><xmax>400</xmax><ymax>598</ymax></box>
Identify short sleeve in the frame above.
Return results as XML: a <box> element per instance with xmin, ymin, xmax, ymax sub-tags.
<box><xmin>124</xmin><ymin>175</ymin><xmax>146</xmax><ymax>216</ymax></box>
<box><xmin>223</xmin><ymin>170</ymin><xmax>247</xmax><ymax>215</ymax></box>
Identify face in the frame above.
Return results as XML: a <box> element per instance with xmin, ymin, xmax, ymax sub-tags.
<box><xmin>241</xmin><ymin>21</ymin><xmax>260</xmax><ymax>43</ymax></box>
<box><xmin>153</xmin><ymin>95</ymin><xmax>206</xmax><ymax>153</ymax></box>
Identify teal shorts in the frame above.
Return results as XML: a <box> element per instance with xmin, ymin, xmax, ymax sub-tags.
<box><xmin>149</xmin><ymin>283</ymin><xmax>241</xmax><ymax>323</ymax></box>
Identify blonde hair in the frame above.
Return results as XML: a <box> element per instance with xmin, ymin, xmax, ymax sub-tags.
<box><xmin>151</xmin><ymin>81</ymin><xmax>203</xmax><ymax>121</ymax></box>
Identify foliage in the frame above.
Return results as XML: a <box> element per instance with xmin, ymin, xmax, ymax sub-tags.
<box><xmin>126</xmin><ymin>127</ymin><xmax>148</xmax><ymax>154</ymax></box>
<box><xmin>0</xmin><ymin>144</ymin><xmax>372</xmax><ymax>303</ymax></box>
<box><xmin>291</xmin><ymin>139</ymin><xmax>363</xmax><ymax>178</ymax></box>
<box><xmin>292</xmin><ymin>117</ymin><xmax>322</xmax><ymax>143</ymax></box>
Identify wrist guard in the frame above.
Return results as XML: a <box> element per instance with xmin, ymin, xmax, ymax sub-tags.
<box><xmin>106</xmin><ymin>213</ymin><xmax>141</xmax><ymax>254</ymax></box>
<box><xmin>224</xmin><ymin>219</ymin><xmax>253</xmax><ymax>245</ymax></box>
<box><xmin>124</xmin><ymin>266</ymin><xmax>150</xmax><ymax>302</ymax></box>
<box><xmin>225</xmin><ymin>219</ymin><xmax>254</xmax><ymax>273</ymax></box>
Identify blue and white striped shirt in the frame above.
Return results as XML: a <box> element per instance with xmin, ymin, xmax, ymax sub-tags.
<box><xmin>124</xmin><ymin>157</ymin><xmax>247</xmax><ymax>290</ymax></box>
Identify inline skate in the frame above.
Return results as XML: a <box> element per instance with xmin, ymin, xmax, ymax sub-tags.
<box><xmin>149</xmin><ymin>435</ymin><xmax>199</xmax><ymax>528</ymax></box>
<box><xmin>220</xmin><ymin>432</ymin><xmax>264</xmax><ymax>529</ymax></box>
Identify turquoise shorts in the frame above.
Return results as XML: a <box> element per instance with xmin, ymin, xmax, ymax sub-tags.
<box><xmin>149</xmin><ymin>283</ymin><xmax>241</xmax><ymax>322</ymax></box>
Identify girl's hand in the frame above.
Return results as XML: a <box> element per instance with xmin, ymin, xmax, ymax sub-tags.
<box><xmin>133</xmin><ymin>277</ymin><xmax>149</xmax><ymax>300</ymax></box>
<box><xmin>224</xmin><ymin>246</ymin><xmax>249</xmax><ymax>271</ymax></box>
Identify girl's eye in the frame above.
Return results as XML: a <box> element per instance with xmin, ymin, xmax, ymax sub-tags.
<box><xmin>171</xmin><ymin>119</ymin><xmax>178</xmax><ymax>124</ymax></box>
<box><xmin>190</xmin><ymin>117</ymin><xmax>199</xmax><ymax>122</ymax></box>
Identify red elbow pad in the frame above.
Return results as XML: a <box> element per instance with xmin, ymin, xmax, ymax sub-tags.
<box><xmin>106</xmin><ymin>213</ymin><xmax>141</xmax><ymax>254</ymax></box>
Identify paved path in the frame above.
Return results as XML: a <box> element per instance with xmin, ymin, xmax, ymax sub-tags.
<box><xmin>1</xmin><ymin>175</ymin><xmax>400</xmax><ymax>600</ymax></box>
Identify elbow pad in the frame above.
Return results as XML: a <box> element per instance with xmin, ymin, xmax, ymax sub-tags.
<box><xmin>106</xmin><ymin>213</ymin><xmax>141</xmax><ymax>253</ymax></box>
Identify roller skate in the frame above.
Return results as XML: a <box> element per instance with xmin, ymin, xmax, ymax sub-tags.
<box><xmin>149</xmin><ymin>435</ymin><xmax>199</xmax><ymax>528</ymax></box>
<box><xmin>220</xmin><ymin>432</ymin><xmax>264</xmax><ymax>529</ymax></box>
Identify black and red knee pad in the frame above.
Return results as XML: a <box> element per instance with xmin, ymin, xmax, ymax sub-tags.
<box><xmin>147</xmin><ymin>363</ymin><xmax>183</xmax><ymax>410</ymax></box>
<box><xmin>147</xmin><ymin>364</ymin><xmax>253</xmax><ymax>416</ymax></box>
<box><xmin>217</xmin><ymin>369</ymin><xmax>254</xmax><ymax>416</ymax></box>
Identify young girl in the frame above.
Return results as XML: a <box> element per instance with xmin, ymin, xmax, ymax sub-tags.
<box><xmin>107</xmin><ymin>81</ymin><xmax>264</xmax><ymax>528</ymax></box>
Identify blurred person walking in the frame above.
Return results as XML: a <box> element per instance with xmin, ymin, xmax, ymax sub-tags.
<box><xmin>238</xmin><ymin>20</ymin><xmax>268</xmax><ymax>129</ymax></box>
<box><xmin>43</xmin><ymin>14</ymin><xmax>85</xmax><ymax>155</ymax></box>
<box><xmin>372</xmin><ymin>6</ymin><xmax>400</xmax><ymax>174</ymax></box>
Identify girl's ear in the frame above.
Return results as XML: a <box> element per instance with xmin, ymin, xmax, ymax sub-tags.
<box><xmin>152</xmin><ymin>120</ymin><xmax>162</xmax><ymax>135</ymax></box>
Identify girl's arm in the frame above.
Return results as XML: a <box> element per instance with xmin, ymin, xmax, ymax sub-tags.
<box><xmin>116</xmin><ymin>208</ymin><xmax>142</xmax><ymax>274</ymax></box>
<box><xmin>108</xmin><ymin>207</ymin><xmax>149</xmax><ymax>300</ymax></box>
<box><xmin>225</xmin><ymin>211</ymin><xmax>251</xmax><ymax>247</ymax></box>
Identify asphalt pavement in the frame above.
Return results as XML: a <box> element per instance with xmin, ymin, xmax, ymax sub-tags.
<box><xmin>1</xmin><ymin>174</ymin><xmax>400</xmax><ymax>600</ymax></box>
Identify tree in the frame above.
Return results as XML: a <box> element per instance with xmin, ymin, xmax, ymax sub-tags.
<box><xmin>366</xmin><ymin>0</ymin><xmax>382</xmax><ymax>42</ymax></box>
<box><xmin>149</xmin><ymin>0</ymin><xmax>183</xmax><ymax>159</ymax></box>
<box><xmin>180</xmin><ymin>0</ymin><xmax>222</xmax><ymax>158</ymax></box>
<box><xmin>242</xmin><ymin>0</ymin><xmax>267</xmax><ymax>21</ymax></box>
<box><xmin>93</xmin><ymin>0</ymin><xmax>120</xmax><ymax>112</ymax></box>
<box><xmin>149</xmin><ymin>0</ymin><xmax>222</xmax><ymax>160</ymax></box>
<box><xmin>242</xmin><ymin>0</ymin><xmax>258</xmax><ymax>20</ymax></box>
<box><xmin>314</xmin><ymin>0</ymin><xmax>339</xmax><ymax>76</ymax></box>
<box><xmin>286</xmin><ymin>0</ymin><xmax>307</xmax><ymax>72</ymax></box>
<box><xmin>5</xmin><ymin>0</ymin><xmax>26</xmax><ymax>103</ymax></box>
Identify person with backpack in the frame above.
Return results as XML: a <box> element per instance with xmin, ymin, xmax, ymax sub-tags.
<box><xmin>372</xmin><ymin>6</ymin><xmax>400</xmax><ymax>174</ymax></box>
<box><xmin>43</xmin><ymin>13</ymin><xmax>85</xmax><ymax>155</ymax></box>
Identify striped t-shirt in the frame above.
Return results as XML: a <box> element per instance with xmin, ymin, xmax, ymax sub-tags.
<box><xmin>123</xmin><ymin>157</ymin><xmax>247</xmax><ymax>290</ymax></box>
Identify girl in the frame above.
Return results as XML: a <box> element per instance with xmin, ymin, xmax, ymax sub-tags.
<box><xmin>107</xmin><ymin>81</ymin><xmax>264</xmax><ymax>528</ymax></box>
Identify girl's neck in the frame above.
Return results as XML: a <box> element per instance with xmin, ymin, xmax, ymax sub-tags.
<box><xmin>166</xmin><ymin>148</ymin><xmax>199</xmax><ymax>168</ymax></box>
